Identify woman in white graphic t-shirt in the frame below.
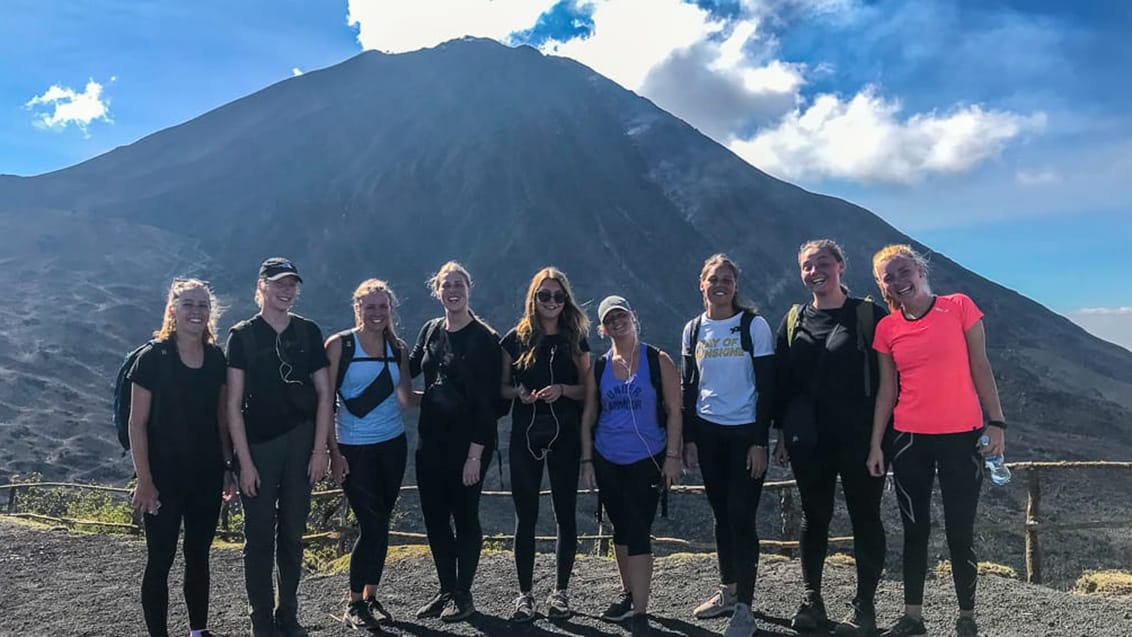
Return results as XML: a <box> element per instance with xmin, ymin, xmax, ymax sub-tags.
<box><xmin>680</xmin><ymin>253</ymin><xmax>776</xmax><ymax>636</ymax></box>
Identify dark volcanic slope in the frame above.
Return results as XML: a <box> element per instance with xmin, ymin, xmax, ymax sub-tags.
<box><xmin>0</xmin><ymin>38</ymin><xmax>1130</xmax><ymax>482</ymax></box>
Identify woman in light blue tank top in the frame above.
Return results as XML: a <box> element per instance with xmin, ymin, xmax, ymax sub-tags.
<box><xmin>580</xmin><ymin>295</ymin><xmax>683</xmax><ymax>635</ymax></box>
<box><xmin>324</xmin><ymin>279</ymin><xmax>416</xmax><ymax>629</ymax></box>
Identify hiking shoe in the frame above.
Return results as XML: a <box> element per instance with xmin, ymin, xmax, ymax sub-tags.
<box><xmin>955</xmin><ymin>616</ymin><xmax>979</xmax><ymax>637</ymax></box>
<box><xmin>249</xmin><ymin>613</ymin><xmax>279</xmax><ymax>637</ymax></box>
<box><xmin>415</xmin><ymin>591</ymin><xmax>451</xmax><ymax>619</ymax></box>
<box><xmin>600</xmin><ymin>590</ymin><xmax>634</xmax><ymax>622</ymax></box>
<box><xmin>693</xmin><ymin>584</ymin><xmax>737</xmax><ymax>619</ymax></box>
<box><xmin>834</xmin><ymin>599</ymin><xmax>878</xmax><ymax>636</ymax></box>
<box><xmin>546</xmin><ymin>589</ymin><xmax>572</xmax><ymax>620</ymax></box>
<box><xmin>365</xmin><ymin>597</ymin><xmax>392</xmax><ymax>624</ymax></box>
<box><xmin>725</xmin><ymin>602</ymin><xmax>757</xmax><ymax>637</ymax></box>
<box><xmin>791</xmin><ymin>589</ymin><xmax>828</xmax><ymax>632</ymax></box>
<box><xmin>274</xmin><ymin>617</ymin><xmax>309</xmax><ymax>637</ymax></box>
<box><xmin>344</xmin><ymin>600</ymin><xmax>380</xmax><ymax>630</ymax></box>
<box><xmin>510</xmin><ymin>592</ymin><xmax>536</xmax><ymax>623</ymax></box>
<box><xmin>440</xmin><ymin>590</ymin><xmax>475</xmax><ymax>623</ymax></box>
<box><xmin>630</xmin><ymin>613</ymin><xmax>652</xmax><ymax>636</ymax></box>
<box><xmin>881</xmin><ymin>615</ymin><xmax>927</xmax><ymax>637</ymax></box>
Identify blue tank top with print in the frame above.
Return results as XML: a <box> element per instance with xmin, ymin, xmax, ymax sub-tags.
<box><xmin>335</xmin><ymin>333</ymin><xmax>404</xmax><ymax>445</ymax></box>
<box><xmin>594</xmin><ymin>343</ymin><xmax>666</xmax><ymax>465</ymax></box>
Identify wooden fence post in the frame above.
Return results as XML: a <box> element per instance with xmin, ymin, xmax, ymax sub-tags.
<box><xmin>1025</xmin><ymin>469</ymin><xmax>1042</xmax><ymax>585</ymax></box>
<box><xmin>6</xmin><ymin>485</ymin><xmax>17</xmax><ymax>514</ymax></box>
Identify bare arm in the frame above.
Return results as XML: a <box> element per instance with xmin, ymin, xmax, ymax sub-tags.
<box><xmin>227</xmin><ymin>367</ymin><xmax>253</xmax><ymax>471</ymax></box>
<box><xmin>870</xmin><ymin>352</ymin><xmax>898</xmax><ymax>450</ymax></box>
<box><xmin>128</xmin><ymin>384</ymin><xmax>155</xmax><ymax>486</ymax></box>
<box><xmin>396</xmin><ymin>340</ymin><xmax>418</xmax><ymax>409</ymax></box>
<box><xmin>579</xmin><ymin>359</ymin><xmax>598</xmax><ymax>489</ymax></box>
<box><xmin>560</xmin><ymin>352</ymin><xmax>591</xmax><ymax>401</ymax></box>
<box><xmin>965</xmin><ymin>320</ymin><xmax>1005</xmax><ymax>422</ymax></box>
<box><xmin>308</xmin><ymin>366</ymin><xmax>333</xmax><ymax>483</ymax></box>
<box><xmin>658</xmin><ymin>352</ymin><xmax>683</xmax><ymax>455</ymax></box>
<box><xmin>324</xmin><ymin>335</ymin><xmax>343</xmax><ymax>455</ymax></box>
<box><xmin>500</xmin><ymin>349</ymin><xmax>520</xmax><ymax>400</ymax></box>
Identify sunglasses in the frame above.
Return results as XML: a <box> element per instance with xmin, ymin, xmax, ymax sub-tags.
<box><xmin>602</xmin><ymin>310</ymin><xmax>630</xmax><ymax>327</ymax></box>
<box><xmin>536</xmin><ymin>290</ymin><xmax>567</xmax><ymax>304</ymax></box>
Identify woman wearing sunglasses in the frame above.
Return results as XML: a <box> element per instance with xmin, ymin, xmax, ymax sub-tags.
<box><xmin>226</xmin><ymin>258</ymin><xmax>332</xmax><ymax>637</ymax></box>
<box><xmin>127</xmin><ymin>278</ymin><xmax>233</xmax><ymax>637</ymax></box>
<box><xmin>581</xmin><ymin>295</ymin><xmax>682</xmax><ymax>637</ymax></box>
<box><xmin>500</xmin><ymin>267</ymin><xmax>591</xmax><ymax>622</ymax></box>
<box><xmin>408</xmin><ymin>261</ymin><xmax>504</xmax><ymax>623</ymax></box>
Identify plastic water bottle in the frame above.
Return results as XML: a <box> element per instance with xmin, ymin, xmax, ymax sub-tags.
<box><xmin>979</xmin><ymin>435</ymin><xmax>1011</xmax><ymax>486</ymax></box>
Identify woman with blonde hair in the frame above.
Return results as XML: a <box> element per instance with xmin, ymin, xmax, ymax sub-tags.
<box><xmin>681</xmin><ymin>253</ymin><xmax>775</xmax><ymax>637</ymax></box>
<box><xmin>500</xmin><ymin>267</ymin><xmax>591</xmax><ymax>622</ymax></box>
<box><xmin>867</xmin><ymin>244</ymin><xmax>1006</xmax><ymax>637</ymax></box>
<box><xmin>409</xmin><ymin>261</ymin><xmax>503</xmax><ymax>623</ymax></box>
<box><xmin>325</xmin><ymin>279</ymin><xmax>416</xmax><ymax>630</ymax></box>
<box><xmin>128</xmin><ymin>278</ymin><xmax>232</xmax><ymax>637</ymax></box>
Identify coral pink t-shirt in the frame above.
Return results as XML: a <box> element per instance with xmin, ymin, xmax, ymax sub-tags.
<box><xmin>873</xmin><ymin>293</ymin><xmax>984</xmax><ymax>434</ymax></box>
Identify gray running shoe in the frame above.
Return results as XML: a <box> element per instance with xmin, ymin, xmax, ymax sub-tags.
<box><xmin>881</xmin><ymin>615</ymin><xmax>927</xmax><ymax>637</ymax></box>
<box><xmin>546</xmin><ymin>589</ymin><xmax>572</xmax><ymax>619</ymax></box>
<box><xmin>693</xmin><ymin>584</ymin><xmax>737</xmax><ymax>619</ymax></box>
<box><xmin>510</xmin><ymin>592</ymin><xmax>536</xmax><ymax>623</ymax></box>
<box><xmin>723</xmin><ymin>602</ymin><xmax>756</xmax><ymax>637</ymax></box>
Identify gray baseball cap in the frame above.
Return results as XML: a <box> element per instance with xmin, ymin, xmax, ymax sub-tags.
<box><xmin>598</xmin><ymin>295</ymin><xmax>633</xmax><ymax>322</ymax></box>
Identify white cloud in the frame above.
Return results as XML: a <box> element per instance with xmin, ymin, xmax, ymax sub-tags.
<box><xmin>729</xmin><ymin>88</ymin><xmax>1046</xmax><ymax>184</ymax></box>
<box><xmin>291</xmin><ymin>67</ymin><xmax>304</xmax><ymax>77</ymax></box>
<box><xmin>346</xmin><ymin>0</ymin><xmax>555</xmax><ymax>52</ymax></box>
<box><xmin>1069</xmin><ymin>307</ymin><xmax>1132</xmax><ymax>352</ymax></box>
<box><xmin>344</xmin><ymin>0</ymin><xmax>1045</xmax><ymax>185</ymax></box>
<box><xmin>25</xmin><ymin>79</ymin><xmax>112</xmax><ymax>137</ymax></box>
<box><xmin>1016</xmin><ymin>168</ymin><xmax>1058</xmax><ymax>186</ymax></box>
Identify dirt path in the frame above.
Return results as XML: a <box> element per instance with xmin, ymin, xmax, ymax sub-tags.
<box><xmin>1</xmin><ymin>519</ymin><xmax>1129</xmax><ymax>636</ymax></box>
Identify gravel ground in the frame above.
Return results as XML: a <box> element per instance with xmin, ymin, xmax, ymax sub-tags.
<box><xmin>1</xmin><ymin>519</ymin><xmax>1129</xmax><ymax>637</ymax></box>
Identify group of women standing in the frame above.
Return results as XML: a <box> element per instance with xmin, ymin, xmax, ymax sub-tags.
<box><xmin>127</xmin><ymin>241</ymin><xmax>1006</xmax><ymax>637</ymax></box>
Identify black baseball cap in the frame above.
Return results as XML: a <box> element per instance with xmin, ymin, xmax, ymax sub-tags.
<box><xmin>258</xmin><ymin>257</ymin><xmax>303</xmax><ymax>283</ymax></box>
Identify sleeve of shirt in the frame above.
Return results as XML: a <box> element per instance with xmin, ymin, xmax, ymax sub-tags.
<box><xmin>749</xmin><ymin>314</ymin><xmax>775</xmax><ymax>356</ymax></box>
<box><xmin>226</xmin><ymin>329</ymin><xmax>246</xmax><ymax>369</ymax></box>
<box><xmin>872</xmin><ymin>316</ymin><xmax>893</xmax><ymax>354</ymax></box>
<box><xmin>954</xmin><ymin>293</ymin><xmax>985</xmax><ymax>330</ymax></box>
<box><xmin>500</xmin><ymin>329</ymin><xmax>520</xmax><ymax>361</ymax></box>
<box><xmin>306</xmin><ymin>321</ymin><xmax>330</xmax><ymax>372</ymax></box>
<box><xmin>126</xmin><ymin>345</ymin><xmax>161</xmax><ymax>392</ymax></box>
<box><xmin>771</xmin><ymin>312</ymin><xmax>793</xmax><ymax>429</ymax></box>
<box><xmin>471</xmin><ymin>329</ymin><xmax>503</xmax><ymax>447</ymax></box>
<box><xmin>208</xmin><ymin>345</ymin><xmax>228</xmax><ymax>386</ymax></box>
<box><xmin>409</xmin><ymin>321</ymin><xmax>432</xmax><ymax>379</ymax></box>
<box><xmin>579</xmin><ymin>335</ymin><xmax>591</xmax><ymax>353</ymax></box>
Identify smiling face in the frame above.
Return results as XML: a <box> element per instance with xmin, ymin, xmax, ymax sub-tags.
<box><xmin>354</xmin><ymin>290</ymin><xmax>392</xmax><ymax>332</ymax></box>
<box><xmin>700</xmin><ymin>263</ymin><xmax>737</xmax><ymax>309</ymax></box>
<box><xmin>170</xmin><ymin>286</ymin><xmax>211</xmax><ymax>337</ymax></box>
<box><xmin>799</xmin><ymin>246</ymin><xmax>845</xmax><ymax>295</ymax></box>
<box><xmin>260</xmin><ymin>275</ymin><xmax>299</xmax><ymax>313</ymax></box>
<box><xmin>877</xmin><ymin>254</ymin><xmax>928</xmax><ymax>305</ymax></box>
<box><xmin>601</xmin><ymin>308</ymin><xmax>635</xmax><ymax>340</ymax></box>
<box><xmin>436</xmin><ymin>271</ymin><xmax>470</xmax><ymax>314</ymax></box>
<box><xmin>534</xmin><ymin>279</ymin><xmax>566</xmax><ymax>323</ymax></box>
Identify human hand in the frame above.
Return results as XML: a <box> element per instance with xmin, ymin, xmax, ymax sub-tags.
<box><xmin>866</xmin><ymin>445</ymin><xmax>885</xmax><ymax>477</ymax></box>
<box><xmin>132</xmin><ymin>479</ymin><xmax>161</xmax><ymax>516</ymax></box>
<box><xmin>746</xmin><ymin>445</ymin><xmax>768</xmax><ymax>479</ymax></box>
<box><xmin>308</xmin><ymin>451</ymin><xmax>329</xmax><ymax>485</ymax></box>
<box><xmin>331</xmin><ymin>452</ymin><xmax>350</xmax><ymax>485</ymax></box>
<box><xmin>239</xmin><ymin>463</ymin><xmax>261</xmax><ymax>498</ymax></box>
<box><xmin>580</xmin><ymin>462</ymin><xmax>596</xmax><ymax>490</ymax></box>
<box><xmin>517</xmin><ymin>384</ymin><xmax>538</xmax><ymax>405</ymax></box>
<box><xmin>663</xmin><ymin>457</ymin><xmax>681</xmax><ymax>487</ymax></box>
<box><xmin>683</xmin><ymin>442</ymin><xmax>699</xmax><ymax>470</ymax></box>
<box><xmin>222</xmin><ymin>471</ymin><xmax>238</xmax><ymax>503</ymax></box>
<box><xmin>535</xmin><ymin>384</ymin><xmax>563</xmax><ymax>403</ymax></box>
<box><xmin>462</xmin><ymin>457</ymin><xmax>482</xmax><ymax>486</ymax></box>
<box><xmin>979</xmin><ymin>426</ymin><xmax>1005</xmax><ymax>457</ymax></box>
<box><xmin>773</xmin><ymin>437</ymin><xmax>789</xmax><ymax>466</ymax></box>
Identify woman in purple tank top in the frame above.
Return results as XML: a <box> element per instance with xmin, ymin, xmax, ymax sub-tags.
<box><xmin>580</xmin><ymin>295</ymin><xmax>683</xmax><ymax>636</ymax></box>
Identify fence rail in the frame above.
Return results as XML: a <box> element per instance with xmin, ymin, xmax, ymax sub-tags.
<box><xmin>4</xmin><ymin>461</ymin><xmax>1131</xmax><ymax>584</ymax></box>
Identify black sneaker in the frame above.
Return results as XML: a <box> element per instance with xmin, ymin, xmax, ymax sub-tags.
<box><xmin>791</xmin><ymin>590</ymin><xmax>828</xmax><ymax>632</ymax></box>
<box><xmin>834</xmin><ymin>599</ymin><xmax>878</xmax><ymax>636</ymax></box>
<box><xmin>510</xmin><ymin>592</ymin><xmax>536</xmax><ymax>623</ymax></box>
<box><xmin>344</xmin><ymin>600</ymin><xmax>380</xmax><ymax>630</ymax></box>
<box><xmin>416</xmin><ymin>591</ymin><xmax>451</xmax><ymax>619</ymax></box>
<box><xmin>630</xmin><ymin>613</ymin><xmax>652</xmax><ymax>636</ymax></box>
<box><xmin>440</xmin><ymin>590</ymin><xmax>476</xmax><ymax>623</ymax></box>
<box><xmin>600</xmin><ymin>590</ymin><xmax>634</xmax><ymax>622</ymax></box>
<box><xmin>546</xmin><ymin>589</ymin><xmax>572</xmax><ymax>620</ymax></box>
<box><xmin>249</xmin><ymin>613</ymin><xmax>279</xmax><ymax>637</ymax></box>
<box><xmin>955</xmin><ymin>616</ymin><xmax>979</xmax><ymax>637</ymax></box>
<box><xmin>880</xmin><ymin>615</ymin><xmax>927</xmax><ymax>637</ymax></box>
<box><xmin>365</xmin><ymin>597</ymin><xmax>392</xmax><ymax>624</ymax></box>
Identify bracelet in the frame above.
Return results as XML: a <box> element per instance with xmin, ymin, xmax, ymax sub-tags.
<box><xmin>987</xmin><ymin>420</ymin><xmax>1007</xmax><ymax>430</ymax></box>
<box><xmin>580</xmin><ymin>458</ymin><xmax>593</xmax><ymax>464</ymax></box>
<box><xmin>665</xmin><ymin>452</ymin><xmax>680</xmax><ymax>458</ymax></box>
<box><xmin>467</xmin><ymin>457</ymin><xmax>480</xmax><ymax>462</ymax></box>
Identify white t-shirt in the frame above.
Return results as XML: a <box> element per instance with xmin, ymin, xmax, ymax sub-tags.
<box><xmin>682</xmin><ymin>311</ymin><xmax>775</xmax><ymax>426</ymax></box>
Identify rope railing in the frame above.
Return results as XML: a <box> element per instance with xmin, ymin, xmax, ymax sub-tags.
<box><xmin>3</xmin><ymin>460</ymin><xmax>1131</xmax><ymax>582</ymax></box>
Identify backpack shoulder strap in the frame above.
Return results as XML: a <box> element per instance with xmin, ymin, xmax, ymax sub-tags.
<box><xmin>335</xmin><ymin>329</ymin><xmax>355</xmax><ymax>393</ymax></box>
<box><xmin>739</xmin><ymin>310</ymin><xmax>758</xmax><ymax>361</ymax></box>
<box><xmin>852</xmin><ymin>297</ymin><xmax>877</xmax><ymax>398</ymax></box>
<box><xmin>645</xmin><ymin>344</ymin><xmax>666</xmax><ymax>428</ymax></box>
<box><xmin>786</xmin><ymin>304</ymin><xmax>803</xmax><ymax>346</ymax></box>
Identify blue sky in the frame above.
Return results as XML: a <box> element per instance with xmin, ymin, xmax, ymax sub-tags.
<box><xmin>2</xmin><ymin>0</ymin><xmax>1130</xmax><ymax>348</ymax></box>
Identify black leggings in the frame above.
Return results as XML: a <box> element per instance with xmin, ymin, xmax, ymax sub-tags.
<box><xmin>416</xmin><ymin>442</ymin><xmax>492</xmax><ymax>594</ymax></box>
<box><xmin>510</xmin><ymin>424</ymin><xmax>580</xmax><ymax>592</ymax></box>
<box><xmin>595</xmin><ymin>452</ymin><xmax>663</xmax><ymax>556</ymax></box>
<box><xmin>789</xmin><ymin>434</ymin><xmax>886</xmax><ymax>604</ymax></box>
<box><xmin>340</xmin><ymin>434</ymin><xmax>408</xmax><ymax>594</ymax></box>
<box><xmin>141</xmin><ymin>478</ymin><xmax>222</xmax><ymax>637</ymax></box>
<box><xmin>698</xmin><ymin>420</ymin><xmax>765</xmax><ymax>607</ymax></box>
<box><xmin>891</xmin><ymin>429</ymin><xmax>983</xmax><ymax>610</ymax></box>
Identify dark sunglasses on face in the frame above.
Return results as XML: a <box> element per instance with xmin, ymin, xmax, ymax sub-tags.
<box><xmin>536</xmin><ymin>290</ymin><xmax>567</xmax><ymax>304</ymax></box>
<box><xmin>602</xmin><ymin>311</ymin><xmax>629</xmax><ymax>327</ymax></box>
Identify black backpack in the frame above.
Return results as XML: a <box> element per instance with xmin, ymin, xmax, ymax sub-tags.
<box><xmin>334</xmin><ymin>329</ymin><xmax>403</xmax><ymax>393</ymax></box>
<box><xmin>592</xmin><ymin>343</ymin><xmax>667</xmax><ymax>429</ymax></box>
<box><xmin>681</xmin><ymin>310</ymin><xmax>761</xmax><ymax>414</ymax></box>
<box><xmin>112</xmin><ymin>339</ymin><xmax>174</xmax><ymax>450</ymax></box>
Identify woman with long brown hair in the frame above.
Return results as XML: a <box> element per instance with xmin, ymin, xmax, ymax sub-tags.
<box><xmin>128</xmin><ymin>278</ymin><xmax>232</xmax><ymax>637</ymax></box>
<box><xmin>500</xmin><ymin>267</ymin><xmax>591</xmax><ymax>622</ymax></box>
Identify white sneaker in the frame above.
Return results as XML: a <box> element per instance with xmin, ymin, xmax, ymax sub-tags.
<box><xmin>723</xmin><ymin>602</ymin><xmax>756</xmax><ymax>637</ymax></box>
<box><xmin>693</xmin><ymin>584</ymin><xmax>737</xmax><ymax>619</ymax></box>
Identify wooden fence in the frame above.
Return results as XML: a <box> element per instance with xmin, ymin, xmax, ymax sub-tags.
<box><xmin>4</xmin><ymin>461</ymin><xmax>1132</xmax><ymax>585</ymax></box>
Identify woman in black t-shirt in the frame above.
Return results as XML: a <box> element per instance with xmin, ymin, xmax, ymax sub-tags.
<box><xmin>409</xmin><ymin>261</ymin><xmax>503</xmax><ymax>624</ymax></box>
<box><xmin>500</xmin><ymin>267</ymin><xmax>591</xmax><ymax>622</ymax></box>
<box><xmin>772</xmin><ymin>239</ymin><xmax>888</xmax><ymax>636</ymax></box>
<box><xmin>127</xmin><ymin>278</ymin><xmax>232</xmax><ymax>637</ymax></box>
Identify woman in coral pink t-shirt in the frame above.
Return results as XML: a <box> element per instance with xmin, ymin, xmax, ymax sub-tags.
<box><xmin>865</xmin><ymin>244</ymin><xmax>1007</xmax><ymax>637</ymax></box>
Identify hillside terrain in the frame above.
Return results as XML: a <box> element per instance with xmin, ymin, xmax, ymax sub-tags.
<box><xmin>3</xmin><ymin>518</ymin><xmax>1130</xmax><ymax>636</ymax></box>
